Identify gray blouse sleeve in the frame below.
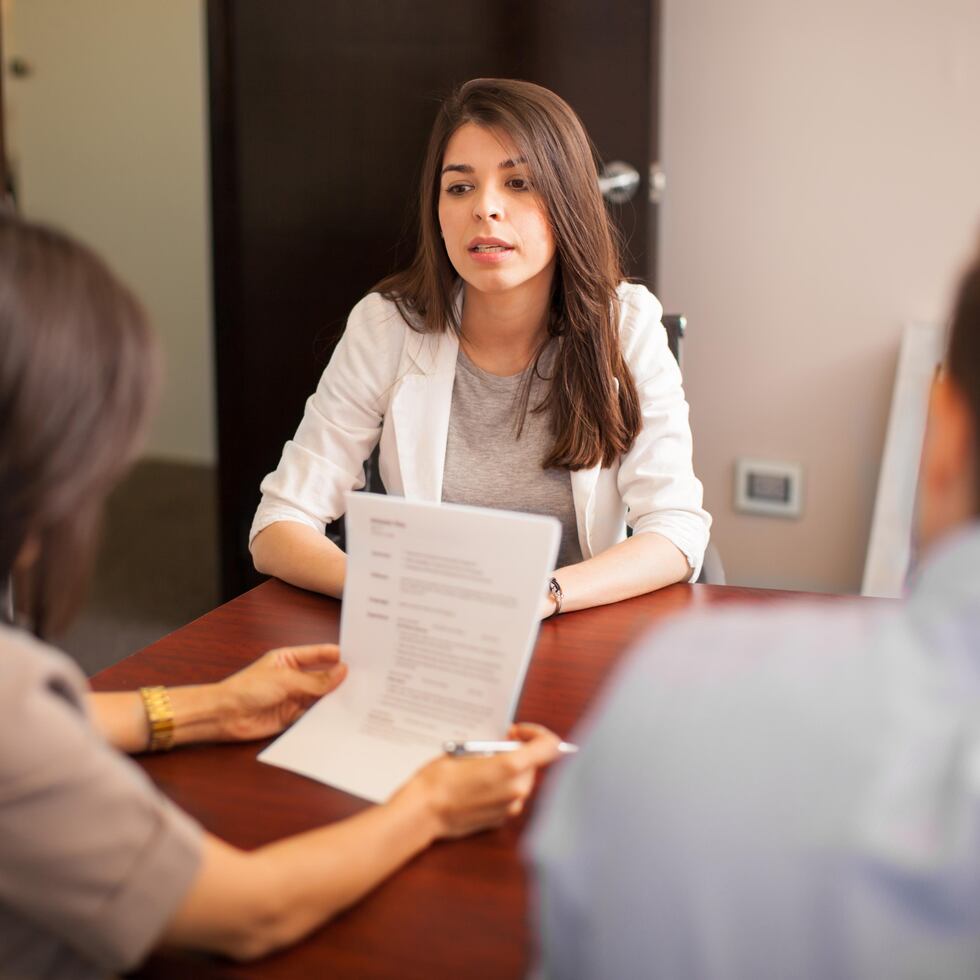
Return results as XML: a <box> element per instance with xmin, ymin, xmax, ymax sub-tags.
<box><xmin>0</xmin><ymin>630</ymin><xmax>203</xmax><ymax>974</ymax></box>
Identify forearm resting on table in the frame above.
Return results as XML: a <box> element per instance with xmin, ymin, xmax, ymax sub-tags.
<box><xmin>250</xmin><ymin>520</ymin><xmax>347</xmax><ymax>597</ymax></box>
<box><xmin>88</xmin><ymin>685</ymin><xmax>234</xmax><ymax>754</ymax></box>
<box><xmin>553</xmin><ymin>531</ymin><xmax>691</xmax><ymax>614</ymax></box>
<box><xmin>162</xmin><ymin>782</ymin><xmax>440</xmax><ymax>961</ymax></box>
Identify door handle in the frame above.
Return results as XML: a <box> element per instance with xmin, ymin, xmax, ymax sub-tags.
<box><xmin>598</xmin><ymin>162</ymin><xmax>640</xmax><ymax>203</ymax></box>
<box><xmin>8</xmin><ymin>57</ymin><xmax>35</xmax><ymax>79</ymax></box>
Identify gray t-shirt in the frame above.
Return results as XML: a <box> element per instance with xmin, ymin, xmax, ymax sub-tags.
<box><xmin>441</xmin><ymin>343</ymin><xmax>583</xmax><ymax>569</ymax></box>
<box><xmin>0</xmin><ymin>624</ymin><xmax>203</xmax><ymax>979</ymax></box>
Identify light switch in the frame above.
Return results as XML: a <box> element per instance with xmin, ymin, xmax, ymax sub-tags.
<box><xmin>734</xmin><ymin>458</ymin><xmax>803</xmax><ymax>517</ymax></box>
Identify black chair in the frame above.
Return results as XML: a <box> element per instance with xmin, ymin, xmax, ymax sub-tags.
<box><xmin>661</xmin><ymin>313</ymin><xmax>725</xmax><ymax>584</ymax></box>
<box><xmin>662</xmin><ymin>313</ymin><xmax>686</xmax><ymax>367</ymax></box>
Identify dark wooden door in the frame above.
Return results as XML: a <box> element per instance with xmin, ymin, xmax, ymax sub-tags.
<box><xmin>209</xmin><ymin>0</ymin><xmax>662</xmax><ymax>599</ymax></box>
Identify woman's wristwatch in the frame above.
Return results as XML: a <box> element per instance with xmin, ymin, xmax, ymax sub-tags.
<box><xmin>139</xmin><ymin>686</ymin><xmax>176</xmax><ymax>752</ymax></box>
<box><xmin>547</xmin><ymin>577</ymin><xmax>563</xmax><ymax>618</ymax></box>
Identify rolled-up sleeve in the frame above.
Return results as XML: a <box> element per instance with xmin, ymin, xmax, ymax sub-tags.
<box><xmin>0</xmin><ymin>633</ymin><xmax>203</xmax><ymax>974</ymax></box>
<box><xmin>250</xmin><ymin>292</ymin><xmax>407</xmax><ymax>545</ymax></box>
<box><xmin>617</xmin><ymin>285</ymin><xmax>711</xmax><ymax>579</ymax></box>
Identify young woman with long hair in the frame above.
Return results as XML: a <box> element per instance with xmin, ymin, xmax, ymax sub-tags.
<box><xmin>251</xmin><ymin>78</ymin><xmax>711</xmax><ymax>616</ymax></box>
<box><xmin>0</xmin><ymin>212</ymin><xmax>559</xmax><ymax>975</ymax></box>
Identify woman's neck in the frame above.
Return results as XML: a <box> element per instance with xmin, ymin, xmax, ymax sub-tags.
<box><xmin>459</xmin><ymin>282</ymin><xmax>552</xmax><ymax>376</ymax></box>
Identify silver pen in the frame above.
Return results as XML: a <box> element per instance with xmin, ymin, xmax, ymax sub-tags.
<box><xmin>443</xmin><ymin>739</ymin><xmax>579</xmax><ymax>757</ymax></box>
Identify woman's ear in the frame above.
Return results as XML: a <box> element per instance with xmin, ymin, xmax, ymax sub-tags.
<box><xmin>918</xmin><ymin>374</ymin><xmax>977</xmax><ymax>547</ymax></box>
<box><xmin>14</xmin><ymin>534</ymin><xmax>41</xmax><ymax>572</ymax></box>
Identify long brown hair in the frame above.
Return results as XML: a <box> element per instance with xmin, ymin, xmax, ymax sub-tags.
<box><xmin>0</xmin><ymin>213</ymin><xmax>158</xmax><ymax>637</ymax></box>
<box><xmin>375</xmin><ymin>78</ymin><xmax>641</xmax><ymax>470</ymax></box>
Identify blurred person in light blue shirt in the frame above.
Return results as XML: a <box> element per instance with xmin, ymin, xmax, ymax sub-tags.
<box><xmin>527</xmin><ymin>247</ymin><xmax>980</xmax><ymax>980</ymax></box>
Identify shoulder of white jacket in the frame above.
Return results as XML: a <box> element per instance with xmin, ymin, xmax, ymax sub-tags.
<box><xmin>347</xmin><ymin>291</ymin><xmax>456</xmax><ymax>377</ymax></box>
<box><xmin>616</xmin><ymin>281</ymin><xmax>664</xmax><ymax>327</ymax></box>
<box><xmin>337</xmin><ymin>293</ymin><xmax>416</xmax><ymax>372</ymax></box>
<box><xmin>347</xmin><ymin>291</ymin><xmax>415</xmax><ymax>335</ymax></box>
<box><xmin>614</xmin><ymin>282</ymin><xmax>668</xmax><ymax>366</ymax></box>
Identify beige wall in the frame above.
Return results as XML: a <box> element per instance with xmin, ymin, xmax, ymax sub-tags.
<box><xmin>660</xmin><ymin>0</ymin><xmax>980</xmax><ymax>592</ymax></box>
<box><xmin>4</xmin><ymin>0</ymin><xmax>214</xmax><ymax>464</ymax></box>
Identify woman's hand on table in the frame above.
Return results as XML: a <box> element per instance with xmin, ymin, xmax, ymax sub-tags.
<box><xmin>165</xmin><ymin>721</ymin><xmax>563</xmax><ymax>961</ymax></box>
<box><xmin>214</xmin><ymin>643</ymin><xmax>348</xmax><ymax>742</ymax></box>
<box><xmin>88</xmin><ymin>643</ymin><xmax>346</xmax><ymax>753</ymax></box>
<box><xmin>395</xmin><ymin>722</ymin><xmax>563</xmax><ymax>841</ymax></box>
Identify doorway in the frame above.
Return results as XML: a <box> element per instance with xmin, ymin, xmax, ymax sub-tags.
<box><xmin>210</xmin><ymin>0</ymin><xmax>663</xmax><ymax>598</ymax></box>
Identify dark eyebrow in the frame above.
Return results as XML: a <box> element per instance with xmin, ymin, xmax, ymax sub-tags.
<box><xmin>440</xmin><ymin>156</ymin><xmax>528</xmax><ymax>176</ymax></box>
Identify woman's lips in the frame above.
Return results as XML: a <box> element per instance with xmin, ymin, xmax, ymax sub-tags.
<box><xmin>467</xmin><ymin>243</ymin><xmax>515</xmax><ymax>263</ymax></box>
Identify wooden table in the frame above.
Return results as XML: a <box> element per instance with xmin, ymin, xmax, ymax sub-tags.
<box><xmin>93</xmin><ymin>579</ymin><xmax>841</xmax><ymax>978</ymax></box>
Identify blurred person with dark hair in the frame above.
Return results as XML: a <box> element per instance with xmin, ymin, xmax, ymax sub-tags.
<box><xmin>0</xmin><ymin>212</ymin><xmax>560</xmax><ymax>978</ymax></box>
<box><xmin>529</xmin><ymin>249</ymin><xmax>980</xmax><ymax>979</ymax></box>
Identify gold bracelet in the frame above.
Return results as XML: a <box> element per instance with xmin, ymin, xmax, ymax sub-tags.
<box><xmin>139</xmin><ymin>686</ymin><xmax>175</xmax><ymax>752</ymax></box>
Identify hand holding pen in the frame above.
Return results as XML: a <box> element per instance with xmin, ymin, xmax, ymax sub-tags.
<box><xmin>444</xmin><ymin>738</ymin><xmax>578</xmax><ymax>757</ymax></box>
<box><xmin>397</xmin><ymin>723</ymin><xmax>566</xmax><ymax>840</ymax></box>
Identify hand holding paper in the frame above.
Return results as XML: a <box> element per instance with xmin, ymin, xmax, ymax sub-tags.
<box><xmin>260</xmin><ymin>493</ymin><xmax>561</xmax><ymax>802</ymax></box>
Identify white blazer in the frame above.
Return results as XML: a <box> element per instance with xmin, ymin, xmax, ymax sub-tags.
<box><xmin>251</xmin><ymin>283</ymin><xmax>711</xmax><ymax>578</ymax></box>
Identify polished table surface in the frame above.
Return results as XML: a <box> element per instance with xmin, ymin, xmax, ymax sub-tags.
<box><xmin>93</xmin><ymin>579</ymin><xmax>848</xmax><ymax>979</ymax></box>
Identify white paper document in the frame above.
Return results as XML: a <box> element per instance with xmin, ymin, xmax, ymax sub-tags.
<box><xmin>259</xmin><ymin>493</ymin><xmax>560</xmax><ymax>803</ymax></box>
